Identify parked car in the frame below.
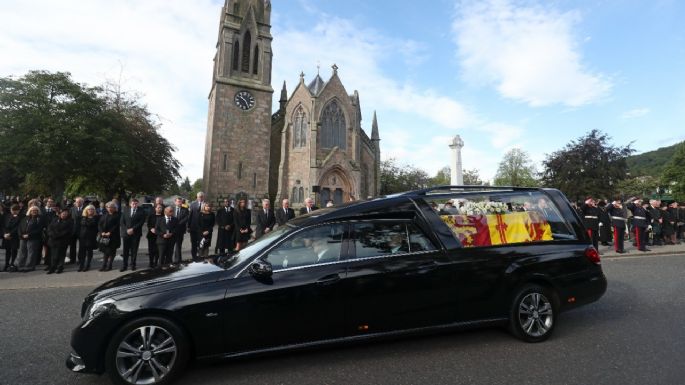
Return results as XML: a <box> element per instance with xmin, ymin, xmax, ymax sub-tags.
<box><xmin>67</xmin><ymin>186</ymin><xmax>607</xmax><ymax>385</ymax></box>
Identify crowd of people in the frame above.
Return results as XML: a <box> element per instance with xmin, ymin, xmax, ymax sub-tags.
<box><xmin>3</xmin><ymin>191</ymin><xmax>682</xmax><ymax>275</ymax></box>
<box><xmin>0</xmin><ymin>192</ymin><xmax>322</xmax><ymax>274</ymax></box>
<box><xmin>576</xmin><ymin>197</ymin><xmax>684</xmax><ymax>253</ymax></box>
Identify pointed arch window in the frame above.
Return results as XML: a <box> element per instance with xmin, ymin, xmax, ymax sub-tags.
<box><xmin>321</xmin><ymin>100</ymin><xmax>346</xmax><ymax>149</ymax></box>
<box><xmin>253</xmin><ymin>44</ymin><xmax>259</xmax><ymax>75</ymax></box>
<box><xmin>291</xmin><ymin>187</ymin><xmax>298</xmax><ymax>203</ymax></box>
<box><xmin>241</xmin><ymin>31</ymin><xmax>251</xmax><ymax>73</ymax></box>
<box><xmin>298</xmin><ymin>187</ymin><xmax>304</xmax><ymax>203</ymax></box>
<box><xmin>292</xmin><ymin>107</ymin><xmax>307</xmax><ymax>148</ymax></box>
<box><xmin>232</xmin><ymin>41</ymin><xmax>240</xmax><ymax>72</ymax></box>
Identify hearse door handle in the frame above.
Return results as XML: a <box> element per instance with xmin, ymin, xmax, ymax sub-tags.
<box><xmin>316</xmin><ymin>273</ymin><xmax>341</xmax><ymax>285</ymax></box>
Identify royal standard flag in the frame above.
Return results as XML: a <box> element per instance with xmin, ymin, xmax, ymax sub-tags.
<box><xmin>441</xmin><ymin>212</ymin><xmax>552</xmax><ymax>247</ymax></box>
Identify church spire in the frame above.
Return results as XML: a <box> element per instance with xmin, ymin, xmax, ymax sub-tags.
<box><xmin>279</xmin><ymin>81</ymin><xmax>288</xmax><ymax>110</ymax></box>
<box><xmin>371</xmin><ymin>110</ymin><xmax>380</xmax><ymax>141</ymax></box>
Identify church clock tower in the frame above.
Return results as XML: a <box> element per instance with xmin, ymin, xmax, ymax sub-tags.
<box><xmin>203</xmin><ymin>0</ymin><xmax>273</xmax><ymax>201</ymax></box>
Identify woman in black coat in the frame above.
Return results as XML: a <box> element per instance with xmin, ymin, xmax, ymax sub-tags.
<box><xmin>233</xmin><ymin>199</ymin><xmax>251</xmax><ymax>251</ymax></box>
<box><xmin>78</xmin><ymin>205</ymin><xmax>99</xmax><ymax>272</ymax></box>
<box><xmin>146</xmin><ymin>204</ymin><xmax>164</xmax><ymax>268</ymax></box>
<box><xmin>17</xmin><ymin>206</ymin><xmax>43</xmax><ymax>272</ymax></box>
<box><xmin>98</xmin><ymin>201</ymin><xmax>121</xmax><ymax>271</ymax></box>
<box><xmin>199</xmin><ymin>203</ymin><xmax>216</xmax><ymax>261</ymax></box>
<box><xmin>3</xmin><ymin>204</ymin><xmax>21</xmax><ymax>271</ymax></box>
<box><xmin>47</xmin><ymin>208</ymin><xmax>74</xmax><ymax>274</ymax></box>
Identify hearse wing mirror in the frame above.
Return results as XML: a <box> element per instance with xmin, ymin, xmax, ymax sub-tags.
<box><xmin>249</xmin><ymin>259</ymin><xmax>273</xmax><ymax>278</ymax></box>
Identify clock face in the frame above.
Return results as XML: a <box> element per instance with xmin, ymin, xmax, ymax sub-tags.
<box><xmin>234</xmin><ymin>90</ymin><xmax>255</xmax><ymax>111</ymax></box>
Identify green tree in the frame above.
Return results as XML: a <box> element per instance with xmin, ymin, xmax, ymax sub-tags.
<box><xmin>430</xmin><ymin>166</ymin><xmax>451</xmax><ymax>186</ymax></box>
<box><xmin>541</xmin><ymin>130</ymin><xmax>634</xmax><ymax>201</ymax></box>
<box><xmin>493</xmin><ymin>148</ymin><xmax>538</xmax><ymax>187</ymax></box>
<box><xmin>180</xmin><ymin>177</ymin><xmax>192</xmax><ymax>194</ymax></box>
<box><xmin>615</xmin><ymin>176</ymin><xmax>660</xmax><ymax>200</ymax></box>
<box><xmin>0</xmin><ymin>71</ymin><xmax>180</xmax><ymax>199</ymax></box>
<box><xmin>189</xmin><ymin>178</ymin><xmax>204</xmax><ymax>200</ymax></box>
<box><xmin>91</xmin><ymin>83</ymin><xmax>180</xmax><ymax>198</ymax></box>
<box><xmin>661</xmin><ymin>142</ymin><xmax>685</xmax><ymax>201</ymax></box>
<box><xmin>463</xmin><ymin>168</ymin><xmax>486</xmax><ymax>185</ymax></box>
<box><xmin>380</xmin><ymin>158</ymin><xmax>430</xmax><ymax>195</ymax></box>
<box><xmin>429</xmin><ymin>167</ymin><xmax>486</xmax><ymax>186</ymax></box>
<box><xmin>0</xmin><ymin>71</ymin><xmax>104</xmax><ymax>197</ymax></box>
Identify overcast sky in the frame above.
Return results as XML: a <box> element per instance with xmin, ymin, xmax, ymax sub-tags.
<box><xmin>2</xmin><ymin>0</ymin><xmax>684</xmax><ymax>183</ymax></box>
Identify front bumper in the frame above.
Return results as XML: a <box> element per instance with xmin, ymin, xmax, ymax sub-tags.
<box><xmin>67</xmin><ymin>315</ymin><xmax>120</xmax><ymax>375</ymax></box>
<box><xmin>66</xmin><ymin>352</ymin><xmax>93</xmax><ymax>373</ymax></box>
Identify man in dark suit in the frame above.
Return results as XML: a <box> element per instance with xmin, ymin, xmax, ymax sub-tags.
<box><xmin>187</xmin><ymin>192</ymin><xmax>206</xmax><ymax>261</ymax></box>
<box><xmin>68</xmin><ymin>196</ymin><xmax>84</xmax><ymax>264</ymax></box>
<box><xmin>255</xmin><ymin>199</ymin><xmax>275</xmax><ymax>239</ymax></box>
<box><xmin>215</xmin><ymin>199</ymin><xmax>234</xmax><ymax>254</ymax></box>
<box><xmin>41</xmin><ymin>198</ymin><xmax>58</xmax><ymax>267</ymax></box>
<box><xmin>120</xmin><ymin>198</ymin><xmax>147</xmax><ymax>271</ymax></box>
<box><xmin>172</xmin><ymin>197</ymin><xmax>190</xmax><ymax>263</ymax></box>
<box><xmin>275</xmin><ymin>198</ymin><xmax>296</xmax><ymax>226</ymax></box>
<box><xmin>156</xmin><ymin>206</ymin><xmax>178</xmax><ymax>265</ymax></box>
<box><xmin>299</xmin><ymin>197</ymin><xmax>319</xmax><ymax>215</ymax></box>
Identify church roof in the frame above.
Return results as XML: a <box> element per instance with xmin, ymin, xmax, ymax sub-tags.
<box><xmin>307</xmin><ymin>74</ymin><xmax>326</xmax><ymax>96</ymax></box>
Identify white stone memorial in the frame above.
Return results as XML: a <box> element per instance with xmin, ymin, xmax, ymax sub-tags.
<box><xmin>449</xmin><ymin>135</ymin><xmax>464</xmax><ymax>185</ymax></box>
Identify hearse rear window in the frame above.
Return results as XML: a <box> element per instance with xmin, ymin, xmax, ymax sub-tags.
<box><xmin>427</xmin><ymin>191</ymin><xmax>575</xmax><ymax>247</ymax></box>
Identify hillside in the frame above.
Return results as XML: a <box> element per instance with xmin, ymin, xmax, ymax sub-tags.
<box><xmin>626</xmin><ymin>141</ymin><xmax>683</xmax><ymax>177</ymax></box>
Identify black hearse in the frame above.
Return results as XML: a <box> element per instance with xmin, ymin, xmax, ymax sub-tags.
<box><xmin>67</xmin><ymin>186</ymin><xmax>606</xmax><ymax>385</ymax></box>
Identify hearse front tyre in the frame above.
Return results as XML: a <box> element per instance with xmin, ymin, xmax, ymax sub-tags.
<box><xmin>509</xmin><ymin>284</ymin><xmax>558</xmax><ymax>342</ymax></box>
<box><xmin>105</xmin><ymin>316</ymin><xmax>189</xmax><ymax>385</ymax></box>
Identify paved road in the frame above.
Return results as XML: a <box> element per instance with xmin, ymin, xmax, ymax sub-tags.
<box><xmin>1</xmin><ymin>253</ymin><xmax>684</xmax><ymax>385</ymax></box>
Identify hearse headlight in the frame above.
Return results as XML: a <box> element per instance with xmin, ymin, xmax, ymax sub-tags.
<box><xmin>84</xmin><ymin>298</ymin><xmax>116</xmax><ymax>322</ymax></box>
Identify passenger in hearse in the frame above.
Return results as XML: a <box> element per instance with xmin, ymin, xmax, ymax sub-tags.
<box><xmin>311</xmin><ymin>239</ymin><xmax>339</xmax><ymax>263</ymax></box>
<box><xmin>386</xmin><ymin>233</ymin><xmax>409</xmax><ymax>254</ymax></box>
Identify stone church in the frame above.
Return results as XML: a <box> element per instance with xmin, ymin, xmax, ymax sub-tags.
<box><xmin>203</xmin><ymin>0</ymin><xmax>381</xmax><ymax>207</ymax></box>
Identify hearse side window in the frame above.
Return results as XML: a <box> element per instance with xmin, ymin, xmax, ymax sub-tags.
<box><xmin>265</xmin><ymin>224</ymin><xmax>344</xmax><ymax>269</ymax></box>
<box><xmin>430</xmin><ymin>191</ymin><xmax>575</xmax><ymax>247</ymax></box>
<box><xmin>352</xmin><ymin>222</ymin><xmax>436</xmax><ymax>259</ymax></box>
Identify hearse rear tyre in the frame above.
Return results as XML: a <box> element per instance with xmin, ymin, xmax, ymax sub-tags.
<box><xmin>105</xmin><ymin>316</ymin><xmax>189</xmax><ymax>385</ymax></box>
<box><xmin>509</xmin><ymin>284</ymin><xmax>558</xmax><ymax>342</ymax></box>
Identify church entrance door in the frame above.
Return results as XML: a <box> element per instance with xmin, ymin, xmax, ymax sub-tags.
<box><xmin>319</xmin><ymin>168</ymin><xmax>353</xmax><ymax>206</ymax></box>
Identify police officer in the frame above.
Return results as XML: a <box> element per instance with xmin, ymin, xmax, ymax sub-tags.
<box><xmin>607</xmin><ymin>199</ymin><xmax>628</xmax><ymax>253</ymax></box>
<box><xmin>627</xmin><ymin>197</ymin><xmax>651</xmax><ymax>252</ymax></box>
<box><xmin>581</xmin><ymin>197</ymin><xmax>601</xmax><ymax>250</ymax></box>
